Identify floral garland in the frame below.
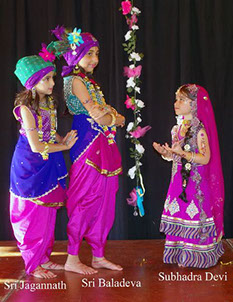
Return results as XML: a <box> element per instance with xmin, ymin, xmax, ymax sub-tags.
<box><xmin>120</xmin><ymin>1</ymin><xmax>151</xmax><ymax>217</ymax></box>
<box><xmin>38</xmin><ymin>96</ymin><xmax>57</xmax><ymax>144</ymax></box>
<box><xmin>76</xmin><ymin>72</ymin><xmax>117</xmax><ymax>145</ymax></box>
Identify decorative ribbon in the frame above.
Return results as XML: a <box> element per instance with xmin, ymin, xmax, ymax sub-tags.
<box><xmin>61</xmin><ymin>65</ymin><xmax>75</xmax><ymax>77</ymax></box>
<box><xmin>136</xmin><ymin>186</ymin><xmax>144</xmax><ymax>217</ymax></box>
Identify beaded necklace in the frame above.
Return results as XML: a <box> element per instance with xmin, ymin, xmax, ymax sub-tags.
<box><xmin>179</xmin><ymin>119</ymin><xmax>191</xmax><ymax>137</ymax></box>
<box><xmin>77</xmin><ymin>73</ymin><xmax>117</xmax><ymax>145</ymax></box>
<box><xmin>38</xmin><ymin>96</ymin><xmax>57</xmax><ymax>143</ymax></box>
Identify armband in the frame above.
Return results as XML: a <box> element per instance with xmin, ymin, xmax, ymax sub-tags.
<box><xmin>109</xmin><ymin>113</ymin><xmax>116</xmax><ymax>127</ymax></box>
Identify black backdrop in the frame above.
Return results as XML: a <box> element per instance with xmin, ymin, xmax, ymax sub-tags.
<box><xmin>1</xmin><ymin>0</ymin><xmax>233</xmax><ymax>241</ymax></box>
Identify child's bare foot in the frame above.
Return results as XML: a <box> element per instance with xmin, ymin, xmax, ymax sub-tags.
<box><xmin>41</xmin><ymin>261</ymin><xmax>64</xmax><ymax>270</ymax></box>
<box><xmin>64</xmin><ymin>254</ymin><xmax>97</xmax><ymax>275</ymax></box>
<box><xmin>31</xmin><ymin>266</ymin><xmax>57</xmax><ymax>279</ymax></box>
<box><xmin>92</xmin><ymin>257</ymin><xmax>123</xmax><ymax>271</ymax></box>
<box><xmin>65</xmin><ymin>262</ymin><xmax>98</xmax><ymax>275</ymax></box>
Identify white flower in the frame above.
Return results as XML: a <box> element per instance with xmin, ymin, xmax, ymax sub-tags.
<box><xmin>125</xmin><ymin>30</ymin><xmax>132</xmax><ymax>41</ymax></box>
<box><xmin>135</xmin><ymin>99</ymin><xmax>145</xmax><ymax>108</ymax></box>
<box><xmin>129</xmin><ymin>52</ymin><xmax>141</xmax><ymax>61</ymax></box>
<box><xmin>136</xmin><ymin>144</ymin><xmax>145</xmax><ymax>154</ymax></box>
<box><xmin>137</xmin><ymin>117</ymin><xmax>142</xmax><ymax>123</ymax></box>
<box><xmin>128</xmin><ymin>166</ymin><xmax>136</xmax><ymax>179</ymax></box>
<box><xmin>176</xmin><ymin>115</ymin><xmax>184</xmax><ymax>126</ymax></box>
<box><xmin>135</xmin><ymin>87</ymin><xmax>141</xmax><ymax>94</ymax></box>
<box><xmin>126</xmin><ymin>122</ymin><xmax>134</xmax><ymax>132</ymax></box>
<box><xmin>132</xmin><ymin>7</ymin><xmax>141</xmax><ymax>14</ymax></box>
<box><xmin>129</xmin><ymin>64</ymin><xmax>135</xmax><ymax>69</ymax></box>
<box><xmin>126</xmin><ymin>77</ymin><xmax>136</xmax><ymax>88</ymax></box>
<box><xmin>132</xmin><ymin>25</ymin><xmax>139</xmax><ymax>30</ymax></box>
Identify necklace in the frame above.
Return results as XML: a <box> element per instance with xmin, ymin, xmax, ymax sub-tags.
<box><xmin>180</xmin><ymin>119</ymin><xmax>191</xmax><ymax>137</ymax></box>
<box><xmin>38</xmin><ymin>96</ymin><xmax>57</xmax><ymax>143</ymax></box>
<box><xmin>39</xmin><ymin>99</ymin><xmax>48</xmax><ymax>109</ymax></box>
<box><xmin>78</xmin><ymin>73</ymin><xmax>117</xmax><ymax>145</ymax></box>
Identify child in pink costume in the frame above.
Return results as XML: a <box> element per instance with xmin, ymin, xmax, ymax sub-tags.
<box><xmin>51</xmin><ymin>26</ymin><xmax>125</xmax><ymax>274</ymax></box>
<box><xmin>153</xmin><ymin>84</ymin><xmax>224</xmax><ymax>268</ymax></box>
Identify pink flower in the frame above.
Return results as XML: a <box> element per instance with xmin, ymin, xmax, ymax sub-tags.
<box><xmin>127</xmin><ymin>14</ymin><xmax>138</xmax><ymax>29</ymax></box>
<box><xmin>130</xmin><ymin>126</ymin><xmax>152</xmax><ymax>138</ymax></box>
<box><xmin>127</xmin><ymin>188</ymin><xmax>137</xmax><ymax>206</ymax></box>
<box><xmin>39</xmin><ymin>44</ymin><xmax>56</xmax><ymax>62</ymax></box>
<box><xmin>124</xmin><ymin>95</ymin><xmax>135</xmax><ymax>110</ymax></box>
<box><xmin>121</xmin><ymin>1</ymin><xmax>132</xmax><ymax>15</ymax></box>
<box><xmin>124</xmin><ymin>65</ymin><xmax>142</xmax><ymax>78</ymax></box>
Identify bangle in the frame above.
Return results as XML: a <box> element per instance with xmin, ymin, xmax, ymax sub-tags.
<box><xmin>187</xmin><ymin>151</ymin><xmax>195</xmax><ymax>163</ymax></box>
<box><xmin>111</xmin><ymin>107</ymin><xmax>118</xmax><ymax>116</ymax></box>
<box><xmin>184</xmin><ymin>152</ymin><xmax>192</xmax><ymax>162</ymax></box>
<box><xmin>40</xmin><ymin>142</ymin><xmax>49</xmax><ymax>160</ymax></box>
<box><xmin>25</xmin><ymin>127</ymin><xmax>36</xmax><ymax>132</ymax></box>
<box><xmin>109</xmin><ymin>113</ymin><xmax>116</xmax><ymax>127</ymax></box>
<box><xmin>190</xmin><ymin>152</ymin><xmax>195</xmax><ymax>163</ymax></box>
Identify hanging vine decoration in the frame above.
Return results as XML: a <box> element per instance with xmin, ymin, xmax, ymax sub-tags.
<box><xmin>120</xmin><ymin>1</ymin><xmax>151</xmax><ymax>216</ymax></box>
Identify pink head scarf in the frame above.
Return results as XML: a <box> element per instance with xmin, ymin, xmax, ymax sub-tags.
<box><xmin>184</xmin><ymin>84</ymin><xmax>224</xmax><ymax>240</ymax></box>
<box><xmin>196</xmin><ymin>85</ymin><xmax>224</xmax><ymax>240</ymax></box>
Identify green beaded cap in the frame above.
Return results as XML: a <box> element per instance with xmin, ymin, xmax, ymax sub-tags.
<box><xmin>14</xmin><ymin>55</ymin><xmax>55</xmax><ymax>86</ymax></box>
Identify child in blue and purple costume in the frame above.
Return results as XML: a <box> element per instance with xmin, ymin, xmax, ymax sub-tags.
<box><xmin>10</xmin><ymin>53</ymin><xmax>77</xmax><ymax>278</ymax></box>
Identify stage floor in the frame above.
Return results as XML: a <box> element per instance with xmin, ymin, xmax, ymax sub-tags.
<box><xmin>0</xmin><ymin>239</ymin><xmax>233</xmax><ymax>302</ymax></box>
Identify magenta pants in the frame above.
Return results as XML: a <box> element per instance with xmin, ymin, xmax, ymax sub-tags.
<box><xmin>10</xmin><ymin>195</ymin><xmax>57</xmax><ymax>274</ymax></box>
<box><xmin>66</xmin><ymin>153</ymin><xmax>119</xmax><ymax>257</ymax></box>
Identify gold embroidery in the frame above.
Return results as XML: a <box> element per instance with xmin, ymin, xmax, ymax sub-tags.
<box><xmin>165</xmin><ymin>240</ymin><xmax>217</xmax><ymax>250</ymax></box>
<box><xmin>29</xmin><ymin>199</ymin><xmax>65</xmax><ymax>207</ymax></box>
<box><xmin>85</xmin><ymin>159</ymin><xmax>122</xmax><ymax>177</ymax></box>
<box><xmin>161</xmin><ymin>214</ymin><xmax>214</xmax><ymax>224</ymax></box>
<box><xmin>10</xmin><ymin>191</ymin><xmax>65</xmax><ymax>207</ymax></box>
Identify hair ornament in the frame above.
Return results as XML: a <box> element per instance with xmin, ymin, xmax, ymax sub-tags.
<box><xmin>187</xmin><ymin>84</ymin><xmax>198</xmax><ymax>95</ymax></box>
<box><xmin>67</xmin><ymin>28</ymin><xmax>84</xmax><ymax>55</ymax></box>
<box><xmin>39</xmin><ymin>43</ymin><xmax>56</xmax><ymax>62</ymax></box>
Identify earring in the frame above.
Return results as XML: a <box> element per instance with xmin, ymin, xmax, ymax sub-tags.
<box><xmin>73</xmin><ymin>65</ymin><xmax>80</xmax><ymax>74</ymax></box>
<box><xmin>31</xmin><ymin>87</ymin><xmax>36</xmax><ymax>99</ymax></box>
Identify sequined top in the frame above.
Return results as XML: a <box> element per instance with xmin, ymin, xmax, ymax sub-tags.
<box><xmin>63</xmin><ymin>75</ymin><xmax>104</xmax><ymax>115</ymax></box>
<box><xmin>13</xmin><ymin>105</ymin><xmax>56</xmax><ymax>143</ymax></box>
